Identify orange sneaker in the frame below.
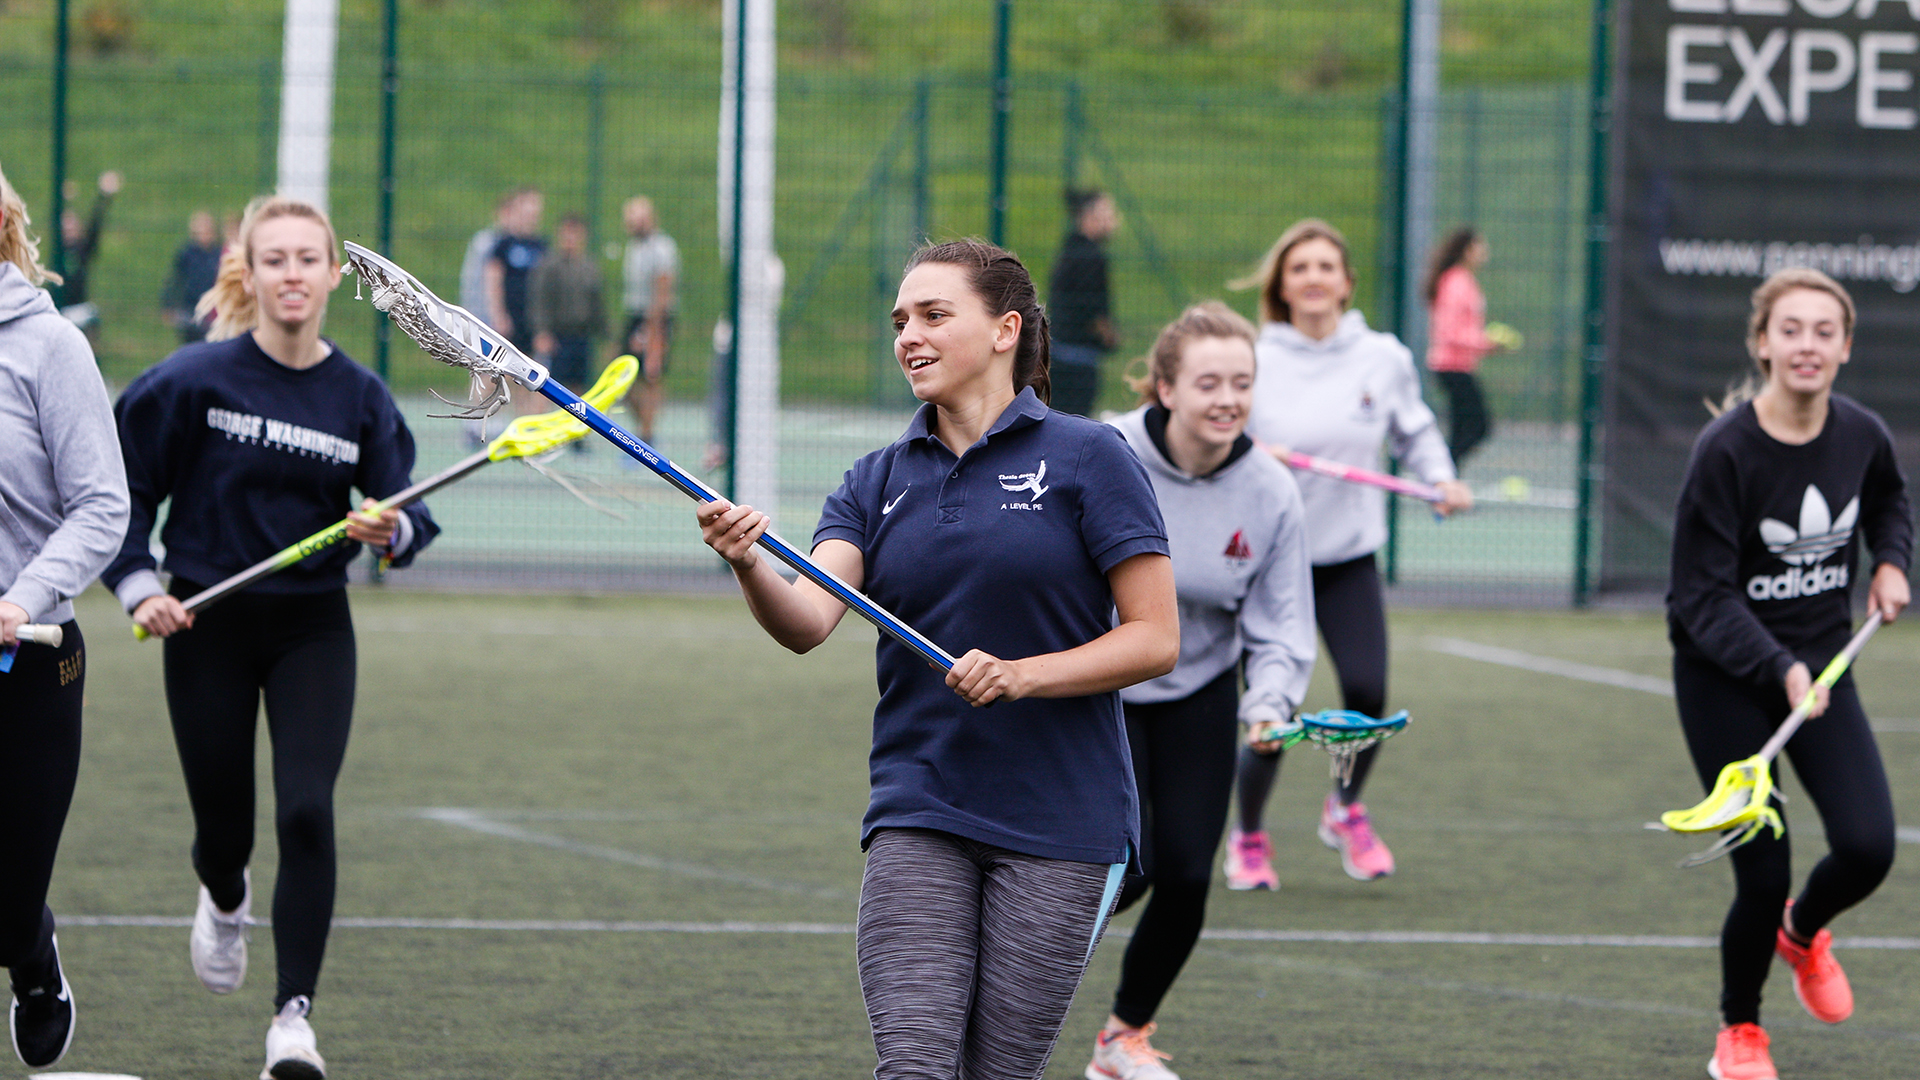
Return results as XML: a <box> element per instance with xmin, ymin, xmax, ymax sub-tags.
<box><xmin>1707</xmin><ymin>1023</ymin><xmax>1777</xmax><ymax>1080</ymax></box>
<box><xmin>1775</xmin><ymin>901</ymin><xmax>1852</xmax><ymax>1023</ymax></box>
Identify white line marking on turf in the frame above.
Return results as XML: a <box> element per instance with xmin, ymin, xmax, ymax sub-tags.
<box><xmin>51</xmin><ymin>916</ymin><xmax>1920</xmax><ymax>950</ymax></box>
<box><xmin>1424</xmin><ymin>639</ymin><xmax>1920</xmax><ymax>736</ymax></box>
<box><xmin>1900</xmin><ymin>827</ymin><xmax>1920</xmax><ymax>845</ymax></box>
<box><xmin>415</xmin><ymin>808</ymin><xmax>852</xmax><ymax>900</ymax></box>
<box><xmin>1424</xmin><ymin>637</ymin><xmax>1675</xmax><ymax>696</ymax></box>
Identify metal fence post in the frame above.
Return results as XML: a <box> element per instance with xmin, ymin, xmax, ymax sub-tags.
<box><xmin>914</xmin><ymin>76</ymin><xmax>930</xmax><ymax>243</ymax></box>
<box><xmin>50</xmin><ymin>0</ymin><xmax>70</xmax><ymax>288</ymax></box>
<box><xmin>988</xmin><ymin>0</ymin><xmax>1011</xmax><ymax>246</ymax></box>
<box><xmin>587</xmin><ymin>64</ymin><xmax>606</xmax><ymax>250</ymax></box>
<box><xmin>375</xmin><ymin>0</ymin><xmax>397</xmax><ymax>381</ymax></box>
<box><xmin>1573</xmin><ymin>0</ymin><xmax>1614</xmax><ymax>606</ymax></box>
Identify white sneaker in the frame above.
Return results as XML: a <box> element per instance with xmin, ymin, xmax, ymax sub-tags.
<box><xmin>262</xmin><ymin>995</ymin><xmax>326</xmax><ymax>1080</ymax></box>
<box><xmin>190</xmin><ymin>869</ymin><xmax>251</xmax><ymax>994</ymax></box>
<box><xmin>1085</xmin><ymin>1022</ymin><xmax>1181</xmax><ymax>1080</ymax></box>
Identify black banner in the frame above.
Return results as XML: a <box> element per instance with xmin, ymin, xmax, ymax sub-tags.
<box><xmin>1604</xmin><ymin>0</ymin><xmax>1920</xmax><ymax>592</ymax></box>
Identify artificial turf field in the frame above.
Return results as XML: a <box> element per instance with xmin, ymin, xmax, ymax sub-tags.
<box><xmin>36</xmin><ymin>587</ymin><xmax>1920</xmax><ymax>1079</ymax></box>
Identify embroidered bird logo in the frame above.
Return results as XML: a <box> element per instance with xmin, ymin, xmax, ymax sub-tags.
<box><xmin>1759</xmin><ymin>486</ymin><xmax>1858</xmax><ymax>567</ymax></box>
<box><xmin>999</xmin><ymin>460</ymin><xmax>1050</xmax><ymax>499</ymax></box>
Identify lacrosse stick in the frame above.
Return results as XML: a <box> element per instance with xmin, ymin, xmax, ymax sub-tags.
<box><xmin>1275</xmin><ymin>447</ymin><xmax>1444</xmax><ymax>504</ymax></box>
<box><xmin>341</xmin><ymin>242</ymin><xmax>958</xmax><ymax>673</ymax></box>
<box><xmin>134</xmin><ymin>355</ymin><xmax>638</xmax><ymax>641</ymax></box>
<box><xmin>0</xmin><ymin>623</ymin><xmax>65</xmax><ymax>674</ymax></box>
<box><xmin>1249</xmin><ymin>709</ymin><xmax>1410</xmax><ymax>783</ymax></box>
<box><xmin>1651</xmin><ymin>612</ymin><xmax>1883</xmax><ymax>868</ymax></box>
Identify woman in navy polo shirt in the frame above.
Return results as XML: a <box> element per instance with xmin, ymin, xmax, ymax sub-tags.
<box><xmin>698</xmin><ymin>238</ymin><xmax>1178</xmax><ymax>1080</ymax></box>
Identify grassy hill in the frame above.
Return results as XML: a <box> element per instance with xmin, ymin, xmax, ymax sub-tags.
<box><xmin>0</xmin><ymin>0</ymin><xmax>1595</xmax><ymax>417</ymax></box>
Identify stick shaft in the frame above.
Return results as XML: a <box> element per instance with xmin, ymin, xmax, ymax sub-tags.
<box><xmin>174</xmin><ymin>448</ymin><xmax>493</xmax><ymax>616</ymax></box>
<box><xmin>529</xmin><ymin>379</ymin><xmax>959</xmax><ymax>671</ymax></box>
<box><xmin>17</xmin><ymin>624</ymin><xmax>63</xmax><ymax>647</ymax></box>
<box><xmin>1756</xmin><ymin>611</ymin><xmax>1884</xmax><ymax>763</ymax></box>
<box><xmin>1283</xmin><ymin>451</ymin><xmax>1444</xmax><ymax>503</ymax></box>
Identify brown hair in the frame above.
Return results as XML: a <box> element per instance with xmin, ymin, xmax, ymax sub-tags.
<box><xmin>1230</xmin><ymin>217</ymin><xmax>1353</xmax><ymax>325</ymax></box>
<box><xmin>0</xmin><ymin>161</ymin><xmax>62</xmax><ymax>288</ymax></box>
<box><xmin>196</xmin><ymin>195</ymin><xmax>340</xmax><ymax>342</ymax></box>
<box><xmin>1125</xmin><ymin>301</ymin><xmax>1258</xmax><ymax>407</ymax></box>
<box><xmin>1422</xmin><ymin>225</ymin><xmax>1479</xmax><ymax>306</ymax></box>
<box><xmin>903</xmin><ymin>238</ymin><xmax>1052</xmax><ymax>404</ymax></box>
<box><xmin>1710</xmin><ymin>268</ymin><xmax>1856</xmax><ymax>415</ymax></box>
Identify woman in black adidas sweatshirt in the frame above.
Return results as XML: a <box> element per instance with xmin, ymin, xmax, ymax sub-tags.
<box><xmin>1667</xmin><ymin>268</ymin><xmax>1909</xmax><ymax>1080</ymax></box>
<box><xmin>102</xmin><ymin>196</ymin><xmax>437</xmax><ymax>1080</ymax></box>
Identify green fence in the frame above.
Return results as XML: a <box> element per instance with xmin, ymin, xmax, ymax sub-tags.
<box><xmin>0</xmin><ymin>0</ymin><xmax>1600</xmax><ymax>603</ymax></box>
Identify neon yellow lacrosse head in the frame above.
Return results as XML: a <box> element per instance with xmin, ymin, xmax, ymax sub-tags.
<box><xmin>1659</xmin><ymin>754</ymin><xmax>1785</xmax><ymax>841</ymax></box>
<box><xmin>486</xmin><ymin>355</ymin><xmax>639</xmax><ymax>461</ymax></box>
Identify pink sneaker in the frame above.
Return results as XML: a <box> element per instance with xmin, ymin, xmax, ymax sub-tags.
<box><xmin>1222</xmin><ymin>828</ymin><xmax>1278</xmax><ymax>891</ymax></box>
<box><xmin>1318</xmin><ymin>794</ymin><xmax>1394</xmax><ymax>880</ymax></box>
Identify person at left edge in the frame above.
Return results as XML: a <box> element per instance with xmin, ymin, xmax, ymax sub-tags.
<box><xmin>698</xmin><ymin>238</ymin><xmax>1177</xmax><ymax>1080</ymax></box>
<box><xmin>102</xmin><ymin>195</ymin><xmax>438</xmax><ymax>1080</ymax></box>
<box><xmin>0</xmin><ymin>159</ymin><xmax>130</xmax><ymax>1071</ymax></box>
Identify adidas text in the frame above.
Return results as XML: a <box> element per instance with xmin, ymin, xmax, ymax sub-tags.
<box><xmin>1748</xmin><ymin>562</ymin><xmax>1849</xmax><ymax>601</ymax></box>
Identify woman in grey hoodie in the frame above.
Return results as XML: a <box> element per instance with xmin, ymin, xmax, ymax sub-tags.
<box><xmin>1229</xmin><ymin>218</ymin><xmax>1469</xmax><ymax>887</ymax></box>
<box><xmin>1085</xmin><ymin>302</ymin><xmax>1315</xmax><ymax>1080</ymax></box>
<box><xmin>0</xmin><ymin>163</ymin><xmax>131</xmax><ymax>1069</ymax></box>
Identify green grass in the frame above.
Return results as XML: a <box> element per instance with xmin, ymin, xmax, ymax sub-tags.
<box><xmin>41</xmin><ymin>588</ymin><xmax>1920</xmax><ymax>1078</ymax></box>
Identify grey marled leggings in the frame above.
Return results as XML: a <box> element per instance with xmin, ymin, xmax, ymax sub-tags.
<box><xmin>857</xmin><ymin>827</ymin><xmax>1125</xmax><ymax>1080</ymax></box>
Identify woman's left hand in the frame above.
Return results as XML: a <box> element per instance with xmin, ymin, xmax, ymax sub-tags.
<box><xmin>1433</xmin><ymin>479</ymin><xmax>1474</xmax><ymax>518</ymax></box>
<box><xmin>345</xmin><ymin>499</ymin><xmax>400</xmax><ymax>549</ymax></box>
<box><xmin>1870</xmin><ymin>562</ymin><xmax>1910</xmax><ymax>623</ymax></box>
<box><xmin>946</xmin><ymin>649</ymin><xmax>1030</xmax><ymax>707</ymax></box>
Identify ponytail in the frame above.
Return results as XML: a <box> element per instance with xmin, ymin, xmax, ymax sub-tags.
<box><xmin>197</xmin><ymin>194</ymin><xmax>340</xmax><ymax>342</ymax></box>
<box><xmin>0</xmin><ymin>161</ymin><xmax>62</xmax><ymax>288</ymax></box>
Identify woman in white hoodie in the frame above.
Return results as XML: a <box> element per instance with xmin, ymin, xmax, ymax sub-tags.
<box><xmin>1227</xmin><ymin>218</ymin><xmax>1469</xmax><ymax>887</ymax></box>
<box><xmin>0</xmin><ymin>162</ymin><xmax>130</xmax><ymax>1070</ymax></box>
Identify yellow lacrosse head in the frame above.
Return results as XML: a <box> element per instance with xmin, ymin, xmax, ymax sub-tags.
<box><xmin>1659</xmin><ymin>754</ymin><xmax>1784</xmax><ymax>842</ymax></box>
<box><xmin>1486</xmin><ymin>321</ymin><xmax>1525</xmax><ymax>351</ymax></box>
<box><xmin>486</xmin><ymin>355</ymin><xmax>639</xmax><ymax>461</ymax></box>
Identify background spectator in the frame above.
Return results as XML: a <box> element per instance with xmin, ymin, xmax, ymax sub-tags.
<box><xmin>161</xmin><ymin>209</ymin><xmax>219</xmax><ymax>344</ymax></box>
<box><xmin>1047</xmin><ymin>186</ymin><xmax>1120</xmax><ymax>417</ymax></box>
<box><xmin>531</xmin><ymin>213</ymin><xmax>605</xmax><ymax>395</ymax></box>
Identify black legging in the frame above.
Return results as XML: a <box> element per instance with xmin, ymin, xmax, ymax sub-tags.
<box><xmin>0</xmin><ymin>621</ymin><xmax>84</xmax><ymax>994</ymax></box>
<box><xmin>1673</xmin><ymin>652</ymin><xmax>1896</xmax><ymax>1026</ymax></box>
<box><xmin>1436</xmin><ymin>370</ymin><xmax>1491</xmax><ymax>467</ymax></box>
<box><xmin>1110</xmin><ymin>668</ymin><xmax>1238</xmax><ymax>1027</ymax></box>
<box><xmin>162</xmin><ymin>582</ymin><xmax>355</xmax><ymax>1009</ymax></box>
<box><xmin>1237</xmin><ymin>554</ymin><xmax>1389</xmax><ymax>831</ymax></box>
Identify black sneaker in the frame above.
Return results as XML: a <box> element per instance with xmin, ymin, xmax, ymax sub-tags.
<box><xmin>10</xmin><ymin>934</ymin><xmax>75</xmax><ymax>1068</ymax></box>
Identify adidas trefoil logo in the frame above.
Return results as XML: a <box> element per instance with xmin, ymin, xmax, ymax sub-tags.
<box><xmin>1749</xmin><ymin>485</ymin><xmax>1856</xmax><ymax>601</ymax></box>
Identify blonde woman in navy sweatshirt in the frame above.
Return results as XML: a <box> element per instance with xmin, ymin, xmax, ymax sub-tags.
<box><xmin>1083</xmin><ymin>302</ymin><xmax>1314</xmax><ymax>1080</ymax></box>
<box><xmin>1231</xmin><ymin>218</ymin><xmax>1470</xmax><ymax>887</ymax></box>
<box><xmin>103</xmin><ymin>195</ymin><xmax>436</xmax><ymax>1080</ymax></box>
<box><xmin>1667</xmin><ymin>268</ymin><xmax>1908</xmax><ymax>1080</ymax></box>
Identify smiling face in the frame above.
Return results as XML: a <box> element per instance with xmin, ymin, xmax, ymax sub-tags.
<box><xmin>891</xmin><ymin>261</ymin><xmax>1020</xmax><ymax>406</ymax></box>
<box><xmin>1159</xmin><ymin>335</ymin><xmax>1256</xmax><ymax>455</ymax></box>
<box><xmin>243</xmin><ymin>215</ymin><xmax>340</xmax><ymax>331</ymax></box>
<box><xmin>1278</xmin><ymin>236</ymin><xmax>1353</xmax><ymax>325</ymax></box>
<box><xmin>1757</xmin><ymin>287</ymin><xmax>1850</xmax><ymax>398</ymax></box>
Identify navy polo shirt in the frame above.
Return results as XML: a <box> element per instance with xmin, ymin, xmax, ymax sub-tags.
<box><xmin>815</xmin><ymin>387</ymin><xmax>1169</xmax><ymax>864</ymax></box>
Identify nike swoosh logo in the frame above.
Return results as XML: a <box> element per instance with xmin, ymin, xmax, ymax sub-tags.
<box><xmin>882</xmin><ymin>489</ymin><xmax>908</xmax><ymax>515</ymax></box>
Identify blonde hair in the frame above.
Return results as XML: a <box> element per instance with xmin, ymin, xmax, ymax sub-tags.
<box><xmin>1125</xmin><ymin>301</ymin><xmax>1258</xmax><ymax>407</ymax></box>
<box><xmin>0</xmin><ymin>161</ymin><xmax>63</xmax><ymax>288</ymax></box>
<box><xmin>196</xmin><ymin>195</ymin><xmax>339</xmax><ymax>341</ymax></box>
<box><xmin>1229</xmin><ymin>217</ymin><xmax>1353</xmax><ymax>325</ymax></box>
<box><xmin>1709</xmin><ymin>268</ymin><xmax>1857</xmax><ymax>415</ymax></box>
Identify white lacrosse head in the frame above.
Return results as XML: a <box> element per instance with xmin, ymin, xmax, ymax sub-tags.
<box><xmin>342</xmin><ymin>241</ymin><xmax>548</xmax><ymax>394</ymax></box>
